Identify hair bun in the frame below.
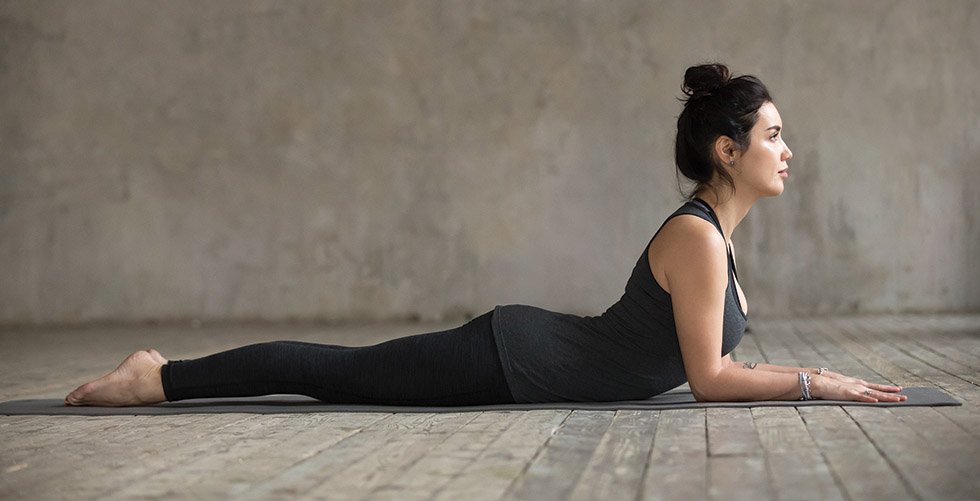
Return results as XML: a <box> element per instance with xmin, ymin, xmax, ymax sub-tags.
<box><xmin>682</xmin><ymin>63</ymin><xmax>731</xmax><ymax>97</ymax></box>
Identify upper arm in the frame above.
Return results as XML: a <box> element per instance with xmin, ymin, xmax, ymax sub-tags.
<box><xmin>653</xmin><ymin>216</ymin><xmax>730</xmax><ymax>399</ymax></box>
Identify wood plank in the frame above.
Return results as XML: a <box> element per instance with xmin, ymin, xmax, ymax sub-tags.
<box><xmin>826</xmin><ymin>316</ymin><xmax>980</xmax><ymax>497</ymax></box>
<box><xmin>792</xmin><ymin>317</ymin><xmax>892</xmax><ymax>384</ymax></box>
<box><xmin>0</xmin><ymin>415</ymin><xmax>139</xmax><ymax>453</ymax></box>
<box><xmin>367</xmin><ymin>411</ymin><xmax>523</xmax><ymax>500</ymax></box>
<box><xmin>567</xmin><ymin>410</ymin><xmax>658</xmax><ymax>501</ymax></box>
<box><xmin>833</xmin><ymin>316</ymin><xmax>975</xmax><ymax>400</ymax></box>
<box><xmin>890</xmin><ymin>331</ymin><xmax>980</xmax><ymax>386</ymax></box>
<box><xmin>798</xmin><ymin>406</ymin><xmax>913</xmax><ymax>500</ymax></box>
<box><xmin>504</xmin><ymin>410</ymin><xmax>614</xmax><ymax>501</ymax></box>
<box><xmin>876</xmin><ymin>315</ymin><xmax>980</xmax><ymax>372</ymax></box>
<box><xmin>241</xmin><ymin>412</ymin><xmax>465</xmax><ymax>500</ymax></box>
<box><xmin>751</xmin><ymin>407</ymin><xmax>843</xmax><ymax>500</ymax></box>
<box><xmin>838</xmin><ymin>318</ymin><xmax>980</xmax><ymax>440</ymax></box>
<box><xmin>108</xmin><ymin>412</ymin><xmax>389</xmax><ymax>499</ymax></box>
<box><xmin>754</xmin><ymin>318</ymin><xmax>913</xmax><ymax>499</ymax></box>
<box><xmin>641</xmin><ymin>409</ymin><xmax>706</xmax><ymax>501</ymax></box>
<box><xmin>748</xmin><ymin>320</ymin><xmax>798</xmax><ymax>367</ymax></box>
<box><xmin>904</xmin><ymin>330</ymin><xmax>980</xmax><ymax>374</ymax></box>
<box><xmin>433</xmin><ymin>410</ymin><xmax>569</xmax><ymax>501</ymax></box>
<box><xmin>866</xmin><ymin>317</ymin><xmax>980</xmax><ymax>386</ymax></box>
<box><xmin>1</xmin><ymin>414</ymin><xmax>217</xmax><ymax>466</ymax></box>
<box><xmin>889</xmin><ymin>406</ymin><xmax>980</xmax><ymax>461</ymax></box>
<box><xmin>706</xmin><ymin>408</ymin><xmax>761</xmax><ymax>456</ymax></box>
<box><xmin>814</xmin><ymin>317</ymin><xmax>980</xmax><ymax>445</ymax></box>
<box><xmin>707</xmin><ymin>456</ymin><xmax>768</xmax><ymax>500</ymax></box>
<box><xmin>845</xmin><ymin>406</ymin><xmax>980</xmax><ymax>499</ymax></box>
<box><xmin>303</xmin><ymin>412</ymin><xmax>479</xmax><ymax>500</ymax></box>
<box><xmin>704</xmin><ymin>407</ymin><xmax>769</xmax><ymax>499</ymax></box>
<box><xmin>1</xmin><ymin>414</ymin><xmax>255</xmax><ymax>499</ymax></box>
<box><xmin>815</xmin><ymin>318</ymin><xmax>924</xmax><ymax>388</ymax></box>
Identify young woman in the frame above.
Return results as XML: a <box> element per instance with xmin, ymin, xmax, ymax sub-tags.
<box><xmin>66</xmin><ymin>63</ymin><xmax>906</xmax><ymax>407</ymax></box>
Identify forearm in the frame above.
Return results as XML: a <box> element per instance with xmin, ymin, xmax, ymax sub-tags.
<box><xmin>736</xmin><ymin>361</ymin><xmax>820</xmax><ymax>375</ymax></box>
<box><xmin>693</xmin><ymin>366</ymin><xmax>805</xmax><ymax>402</ymax></box>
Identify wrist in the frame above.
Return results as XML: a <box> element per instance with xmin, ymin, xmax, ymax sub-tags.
<box><xmin>798</xmin><ymin>371</ymin><xmax>813</xmax><ymax>400</ymax></box>
<box><xmin>809</xmin><ymin>374</ymin><xmax>824</xmax><ymax>399</ymax></box>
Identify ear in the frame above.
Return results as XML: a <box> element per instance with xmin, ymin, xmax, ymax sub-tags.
<box><xmin>713</xmin><ymin>136</ymin><xmax>738</xmax><ymax>167</ymax></box>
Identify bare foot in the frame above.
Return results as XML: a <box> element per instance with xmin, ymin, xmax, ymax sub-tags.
<box><xmin>146</xmin><ymin>349</ymin><xmax>168</xmax><ymax>365</ymax></box>
<box><xmin>65</xmin><ymin>350</ymin><xmax>167</xmax><ymax>406</ymax></box>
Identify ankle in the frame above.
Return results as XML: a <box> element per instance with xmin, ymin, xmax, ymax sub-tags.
<box><xmin>139</xmin><ymin>362</ymin><xmax>167</xmax><ymax>404</ymax></box>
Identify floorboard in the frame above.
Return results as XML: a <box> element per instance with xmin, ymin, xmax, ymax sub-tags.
<box><xmin>641</xmin><ymin>409</ymin><xmax>706</xmax><ymax>501</ymax></box>
<box><xmin>567</xmin><ymin>410</ymin><xmax>658</xmax><ymax>501</ymax></box>
<box><xmin>1</xmin><ymin>314</ymin><xmax>978</xmax><ymax>500</ymax></box>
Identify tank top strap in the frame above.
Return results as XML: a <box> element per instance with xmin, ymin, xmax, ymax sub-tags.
<box><xmin>690</xmin><ymin>198</ymin><xmax>739</xmax><ymax>280</ymax></box>
<box><xmin>689</xmin><ymin>198</ymin><xmax>723</xmax><ymax>236</ymax></box>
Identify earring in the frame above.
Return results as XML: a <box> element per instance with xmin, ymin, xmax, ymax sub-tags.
<box><xmin>729</xmin><ymin>158</ymin><xmax>735</xmax><ymax>166</ymax></box>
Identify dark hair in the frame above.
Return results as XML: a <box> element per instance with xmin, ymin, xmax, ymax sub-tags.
<box><xmin>675</xmin><ymin>63</ymin><xmax>772</xmax><ymax>199</ymax></box>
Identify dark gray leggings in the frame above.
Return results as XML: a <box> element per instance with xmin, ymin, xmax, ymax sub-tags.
<box><xmin>160</xmin><ymin>311</ymin><xmax>516</xmax><ymax>406</ymax></box>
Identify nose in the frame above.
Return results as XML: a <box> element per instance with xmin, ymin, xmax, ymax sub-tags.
<box><xmin>782</xmin><ymin>142</ymin><xmax>793</xmax><ymax>161</ymax></box>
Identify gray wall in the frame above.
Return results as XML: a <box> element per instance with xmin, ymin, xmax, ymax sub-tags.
<box><xmin>2</xmin><ymin>0</ymin><xmax>978</xmax><ymax>325</ymax></box>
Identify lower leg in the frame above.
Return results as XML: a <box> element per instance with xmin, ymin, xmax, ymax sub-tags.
<box><xmin>161</xmin><ymin>312</ymin><xmax>513</xmax><ymax>406</ymax></box>
<box><xmin>65</xmin><ymin>350</ymin><xmax>168</xmax><ymax>406</ymax></box>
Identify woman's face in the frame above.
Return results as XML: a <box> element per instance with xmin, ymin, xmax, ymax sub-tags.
<box><xmin>735</xmin><ymin>101</ymin><xmax>793</xmax><ymax>197</ymax></box>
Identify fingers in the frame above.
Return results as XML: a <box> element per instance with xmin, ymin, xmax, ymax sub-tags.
<box><xmin>867</xmin><ymin>382</ymin><xmax>904</xmax><ymax>393</ymax></box>
<box><xmin>825</xmin><ymin>372</ymin><xmax>903</xmax><ymax>393</ymax></box>
<box><xmin>853</xmin><ymin>388</ymin><xmax>879</xmax><ymax>403</ymax></box>
<box><xmin>815</xmin><ymin>371</ymin><xmax>908</xmax><ymax>402</ymax></box>
<box><xmin>859</xmin><ymin>387</ymin><xmax>907</xmax><ymax>402</ymax></box>
<box><xmin>831</xmin><ymin>382</ymin><xmax>908</xmax><ymax>403</ymax></box>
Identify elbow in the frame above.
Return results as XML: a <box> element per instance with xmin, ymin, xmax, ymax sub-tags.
<box><xmin>692</xmin><ymin>386</ymin><xmax>725</xmax><ymax>403</ymax></box>
<box><xmin>688</xmin><ymin>358</ymin><xmax>741</xmax><ymax>402</ymax></box>
<box><xmin>689</xmin><ymin>380</ymin><xmax>713</xmax><ymax>402</ymax></box>
<box><xmin>689</xmin><ymin>371</ymin><xmax>728</xmax><ymax>402</ymax></box>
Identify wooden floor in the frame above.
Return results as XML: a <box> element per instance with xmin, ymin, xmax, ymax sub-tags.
<box><xmin>1</xmin><ymin>314</ymin><xmax>979</xmax><ymax>500</ymax></box>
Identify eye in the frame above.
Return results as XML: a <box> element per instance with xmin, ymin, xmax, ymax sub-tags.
<box><xmin>769</xmin><ymin>131</ymin><xmax>780</xmax><ymax>141</ymax></box>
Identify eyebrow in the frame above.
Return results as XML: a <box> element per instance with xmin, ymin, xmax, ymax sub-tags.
<box><xmin>766</xmin><ymin>125</ymin><xmax>782</xmax><ymax>132</ymax></box>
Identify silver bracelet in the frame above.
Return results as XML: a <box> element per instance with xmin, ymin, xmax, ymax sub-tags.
<box><xmin>798</xmin><ymin>371</ymin><xmax>813</xmax><ymax>400</ymax></box>
<box><xmin>817</xmin><ymin>367</ymin><xmax>828</xmax><ymax>375</ymax></box>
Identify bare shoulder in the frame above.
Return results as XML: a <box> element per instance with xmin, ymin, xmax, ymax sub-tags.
<box><xmin>648</xmin><ymin>214</ymin><xmax>727</xmax><ymax>294</ymax></box>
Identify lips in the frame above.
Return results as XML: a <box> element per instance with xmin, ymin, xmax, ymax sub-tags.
<box><xmin>778</xmin><ymin>167</ymin><xmax>789</xmax><ymax>178</ymax></box>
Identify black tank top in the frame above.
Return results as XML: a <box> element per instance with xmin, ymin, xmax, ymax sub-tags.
<box><xmin>492</xmin><ymin>199</ymin><xmax>747</xmax><ymax>402</ymax></box>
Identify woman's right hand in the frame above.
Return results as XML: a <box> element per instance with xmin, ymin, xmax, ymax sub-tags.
<box><xmin>812</xmin><ymin>373</ymin><xmax>907</xmax><ymax>403</ymax></box>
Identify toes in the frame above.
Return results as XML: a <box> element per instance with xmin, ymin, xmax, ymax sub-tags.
<box><xmin>66</xmin><ymin>384</ymin><xmax>91</xmax><ymax>405</ymax></box>
<box><xmin>65</xmin><ymin>390</ymin><xmax>81</xmax><ymax>406</ymax></box>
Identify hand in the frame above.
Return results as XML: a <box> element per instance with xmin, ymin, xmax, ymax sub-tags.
<box><xmin>811</xmin><ymin>372</ymin><xmax>907</xmax><ymax>403</ymax></box>
<box><xmin>817</xmin><ymin>369</ymin><xmax>869</xmax><ymax>385</ymax></box>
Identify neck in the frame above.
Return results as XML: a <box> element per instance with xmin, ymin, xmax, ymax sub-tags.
<box><xmin>694</xmin><ymin>188</ymin><xmax>756</xmax><ymax>242</ymax></box>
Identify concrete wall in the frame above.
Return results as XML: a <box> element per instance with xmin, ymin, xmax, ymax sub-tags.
<box><xmin>2</xmin><ymin>0</ymin><xmax>978</xmax><ymax>325</ymax></box>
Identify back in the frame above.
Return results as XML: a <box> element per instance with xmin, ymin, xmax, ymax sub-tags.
<box><xmin>491</xmin><ymin>200</ymin><xmax>746</xmax><ymax>403</ymax></box>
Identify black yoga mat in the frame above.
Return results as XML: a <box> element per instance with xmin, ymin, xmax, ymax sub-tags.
<box><xmin>0</xmin><ymin>387</ymin><xmax>959</xmax><ymax>415</ymax></box>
